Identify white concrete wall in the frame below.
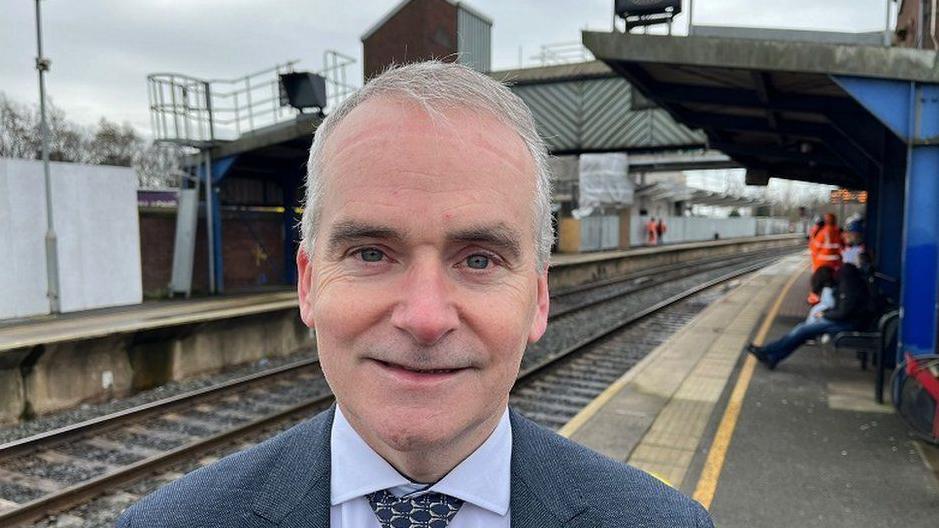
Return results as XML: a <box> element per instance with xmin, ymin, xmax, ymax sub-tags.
<box><xmin>0</xmin><ymin>159</ymin><xmax>49</xmax><ymax>318</ymax></box>
<box><xmin>0</xmin><ymin>159</ymin><xmax>142</xmax><ymax>319</ymax></box>
<box><xmin>579</xmin><ymin>215</ymin><xmax>620</xmax><ymax>252</ymax></box>
<box><xmin>630</xmin><ymin>216</ymin><xmax>791</xmax><ymax>246</ymax></box>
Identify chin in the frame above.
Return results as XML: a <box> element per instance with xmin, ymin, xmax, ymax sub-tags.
<box><xmin>370</xmin><ymin>407</ymin><xmax>463</xmax><ymax>452</ymax></box>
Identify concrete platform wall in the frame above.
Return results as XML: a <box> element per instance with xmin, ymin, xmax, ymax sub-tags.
<box><xmin>0</xmin><ymin>308</ymin><xmax>312</xmax><ymax>423</ymax></box>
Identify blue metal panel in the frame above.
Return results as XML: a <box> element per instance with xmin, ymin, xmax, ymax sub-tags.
<box><xmin>197</xmin><ymin>155</ymin><xmax>238</xmax><ymax>184</ymax></box>
<box><xmin>838</xmin><ymin>76</ymin><xmax>939</xmax><ymax>358</ymax></box>
<box><xmin>900</xmin><ymin>84</ymin><xmax>939</xmax><ymax>357</ymax></box>
<box><xmin>917</xmin><ymin>84</ymin><xmax>939</xmax><ymax>140</ymax></box>
<box><xmin>832</xmin><ymin>76</ymin><xmax>911</xmax><ymax>141</ymax></box>
<box><xmin>900</xmin><ymin>144</ymin><xmax>939</xmax><ymax>356</ymax></box>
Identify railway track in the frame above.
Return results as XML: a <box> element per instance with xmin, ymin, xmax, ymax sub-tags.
<box><xmin>0</xmin><ymin>250</ymin><xmax>792</xmax><ymax>526</ymax></box>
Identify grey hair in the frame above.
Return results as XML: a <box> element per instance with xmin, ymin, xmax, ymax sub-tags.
<box><xmin>299</xmin><ymin>60</ymin><xmax>553</xmax><ymax>271</ymax></box>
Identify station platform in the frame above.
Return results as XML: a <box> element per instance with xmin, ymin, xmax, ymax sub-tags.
<box><xmin>0</xmin><ymin>290</ymin><xmax>297</xmax><ymax>353</ymax></box>
<box><xmin>561</xmin><ymin>253</ymin><xmax>939</xmax><ymax>527</ymax></box>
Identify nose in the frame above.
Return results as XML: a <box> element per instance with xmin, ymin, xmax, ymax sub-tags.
<box><xmin>390</xmin><ymin>258</ymin><xmax>459</xmax><ymax>346</ymax></box>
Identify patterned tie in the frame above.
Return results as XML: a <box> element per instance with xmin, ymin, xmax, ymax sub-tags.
<box><xmin>366</xmin><ymin>489</ymin><xmax>464</xmax><ymax>528</ymax></box>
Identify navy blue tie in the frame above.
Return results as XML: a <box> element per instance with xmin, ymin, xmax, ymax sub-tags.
<box><xmin>366</xmin><ymin>489</ymin><xmax>464</xmax><ymax>528</ymax></box>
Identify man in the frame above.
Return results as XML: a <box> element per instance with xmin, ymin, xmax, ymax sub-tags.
<box><xmin>655</xmin><ymin>217</ymin><xmax>667</xmax><ymax>244</ymax></box>
<box><xmin>810</xmin><ymin>213</ymin><xmax>843</xmax><ymax>273</ymax></box>
<box><xmin>117</xmin><ymin>62</ymin><xmax>712</xmax><ymax>527</ymax></box>
<box><xmin>646</xmin><ymin>216</ymin><xmax>658</xmax><ymax>245</ymax></box>
<box><xmin>807</xmin><ymin>213</ymin><xmax>843</xmax><ymax>304</ymax></box>
<box><xmin>748</xmin><ymin>259</ymin><xmax>872</xmax><ymax>370</ymax></box>
<box><xmin>805</xmin><ymin>216</ymin><xmax>825</xmax><ymax>304</ymax></box>
<box><xmin>841</xmin><ymin>218</ymin><xmax>865</xmax><ymax>270</ymax></box>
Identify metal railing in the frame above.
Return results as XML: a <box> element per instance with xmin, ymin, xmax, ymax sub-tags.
<box><xmin>148</xmin><ymin>50</ymin><xmax>357</xmax><ymax>146</ymax></box>
<box><xmin>529</xmin><ymin>41</ymin><xmax>594</xmax><ymax>67</ymax></box>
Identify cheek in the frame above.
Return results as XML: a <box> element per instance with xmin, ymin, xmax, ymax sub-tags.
<box><xmin>464</xmin><ymin>286</ymin><xmax>535</xmax><ymax>365</ymax></box>
<box><xmin>310</xmin><ymin>281</ymin><xmax>391</xmax><ymax>369</ymax></box>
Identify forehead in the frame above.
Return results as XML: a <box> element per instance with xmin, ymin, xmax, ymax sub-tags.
<box><xmin>315</xmin><ymin>96</ymin><xmax>538</xmax><ymax>237</ymax></box>
<box><xmin>322</xmin><ymin>96</ymin><xmax>534</xmax><ymax>177</ymax></box>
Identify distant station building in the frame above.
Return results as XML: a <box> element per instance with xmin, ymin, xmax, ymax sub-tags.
<box><xmin>361</xmin><ymin>0</ymin><xmax>492</xmax><ymax>78</ymax></box>
<box><xmin>895</xmin><ymin>0</ymin><xmax>939</xmax><ymax>49</ymax></box>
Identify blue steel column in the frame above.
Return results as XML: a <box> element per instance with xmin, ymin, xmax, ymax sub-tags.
<box><xmin>902</xmin><ymin>83</ymin><xmax>939</xmax><ymax>356</ymax></box>
<box><xmin>198</xmin><ymin>154</ymin><xmax>237</xmax><ymax>294</ymax></box>
<box><xmin>834</xmin><ymin>76</ymin><xmax>939</xmax><ymax>358</ymax></box>
<box><xmin>211</xmin><ymin>187</ymin><xmax>224</xmax><ymax>294</ymax></box>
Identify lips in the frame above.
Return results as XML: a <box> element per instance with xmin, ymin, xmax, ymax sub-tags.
<box><xmin>370</xmin><ymin>358</ymin><xmax>469</xmax><ymax>383</ymax></box>
<box><xmin>375</xmin><ymin>359</ymin><xmax>462</xmax><ymax>373</ymax></box>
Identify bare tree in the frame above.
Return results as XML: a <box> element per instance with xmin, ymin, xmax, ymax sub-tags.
<box><xmin>87</xmin><ymin>118</ymin><xmax>140</xmax><ymax>166</ymax></box>
<box><xmin>0</xmin><ymin>92</ymin><xmax>181</xmax><ymax>188</ymax></box>
<box><xmin>0</xmin><ymin>93</ymin><xmax>40</xmax><ymax>159</ymax></box>
<box><xmin>133</xmin><ymin>142</ymin><xmax>185</xmax><ymax>189</ymax></box>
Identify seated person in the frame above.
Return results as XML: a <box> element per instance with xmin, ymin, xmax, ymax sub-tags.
<box><xmin>748</xmin><ymin>257</ymin><xmax>872</xmax><ymax>370</ymax></box>
<box><xmin>807</xmin><ymin>265</ymin><xmax>834</xmax><ymax>306</ymax></box>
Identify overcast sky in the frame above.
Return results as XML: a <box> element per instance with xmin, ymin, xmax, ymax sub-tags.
<box><xmin>1</xmin><ymin>0</ymin><xmax>894</xmax><ymax>137</ymax></box>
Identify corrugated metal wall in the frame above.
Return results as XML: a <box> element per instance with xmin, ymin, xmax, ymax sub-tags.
<box><xmin>457</xmin><ymin>7</ymin><xmax>491</xmax><ymax>72</ymax></box>
<box><xmin>512</xmin><ymin>77</ymin><xmax>704</xmax><ymax>153</ymax></box>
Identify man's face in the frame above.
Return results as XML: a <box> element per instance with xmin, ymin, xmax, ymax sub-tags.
<box><xmin>297</xmin><ymin>97</ymin><xmax>549</xmax><ymax>455</ymax></box>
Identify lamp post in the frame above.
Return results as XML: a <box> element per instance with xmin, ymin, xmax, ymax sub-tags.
<box><xmin>35</xmin><ymin>0</ymin><xmax>60</xmax><ymax>313</ymax></box>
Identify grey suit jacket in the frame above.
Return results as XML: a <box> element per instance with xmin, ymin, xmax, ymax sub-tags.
<box><xmin>117</xmin><ymin>407</ymin><xmax>713</xmax><ymax>527</ymax></box>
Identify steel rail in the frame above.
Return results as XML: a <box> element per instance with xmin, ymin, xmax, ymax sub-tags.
<box><xmin>0</xmin><ymin>396</ymin><xmax>333</xmax><ymax>526</ymax></box>
<box><xmin>0</xmin><ymin>358</ymin><xmax>318</xmax><ymax>462</ymax></box>
<box><xmin>547</xmin><ymin>248</ymin><xmax>797</xmax><ymax>321</ymax></box>
<box><xmin>550</xmin><ymin>245</ymin><xmax>798</xmax><ymax>299</ymax></box>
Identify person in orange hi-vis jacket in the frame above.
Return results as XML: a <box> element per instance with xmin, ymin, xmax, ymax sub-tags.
<box><xmin>807</xmin><ymin>213</ymin><xmax>844</xmax><ymax>304</ymax></box>
<box><xmin>806</xmin><ymin>216</ymin><xmax>825</xmax><ymax>304</ymax></box>
<box><xmin>646</xmin><ymin>216</ymin><xmax>658</xmax><ymax>245</ymax></box>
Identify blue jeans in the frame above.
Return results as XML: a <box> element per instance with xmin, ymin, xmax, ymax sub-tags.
<box><xmin>762</xmin><ymin>317</ymin><xmax>856</xmax><ymax>365</ymax></box>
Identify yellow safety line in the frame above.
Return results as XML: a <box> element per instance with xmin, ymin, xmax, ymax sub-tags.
<box><xmin>692</xmin><ymin>263</ymin><xmax>807</xmax><ymax>509</ymax></box>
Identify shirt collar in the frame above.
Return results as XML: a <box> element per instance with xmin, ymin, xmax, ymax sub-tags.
<box><xmin>329</xmin><ymin>406</ymin><xmax>512</xmax><ymax>516</ymax></box>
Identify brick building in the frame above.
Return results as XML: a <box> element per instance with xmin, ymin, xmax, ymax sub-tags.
<box><xmin>895</xmin><ymin>0</ymin><xmax>939</xmax><ymax>49</ymax></box>
<box><xmin>361</xmin><ymin>0</ymin><xmax>492</xmax><ymax>79</ymax></box>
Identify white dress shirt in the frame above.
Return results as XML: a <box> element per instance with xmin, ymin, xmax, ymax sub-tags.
<box><xmin>329</xmin><ymin>406</ymin><xmax>512</xmax><ymax>527</ymax></box>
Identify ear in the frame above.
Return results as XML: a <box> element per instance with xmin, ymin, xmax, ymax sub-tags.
<box><xmin>296</xmin><ymin>247</ymin><xmax>316</xmax><ymax>328</ymax></box>
<box><xmin>527</xmin><ymin>269</ymin><xmax>550</xmax><ymax>344</ymax></box>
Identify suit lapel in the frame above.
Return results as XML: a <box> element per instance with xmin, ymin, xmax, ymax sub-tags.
<box><xmin>509</xmin><ymin>410</ymin><xmax>596</xmax><ymax>528</ymax></box>
<box><xmin>252</xmin><ymin>406</ymin><xmax>334</xmax><ymax>527</ymax></box>
<box><xmin>246</xmin><ymin>407</ymin><xmax>597</xmax><ymax>527</ymax></box>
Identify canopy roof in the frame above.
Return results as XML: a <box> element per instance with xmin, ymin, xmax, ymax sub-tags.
<box><xmin>582</xmin><ymin>31</ymin><xmax>939</xmax><ymax>189</ymax></box>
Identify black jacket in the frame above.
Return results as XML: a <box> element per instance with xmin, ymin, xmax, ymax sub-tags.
<box><xmin>823</xmin><ymin>263</ymin><xmax>872</xmax><ymax>323</ymax></box>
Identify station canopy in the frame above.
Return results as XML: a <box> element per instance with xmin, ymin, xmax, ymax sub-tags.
<box><xmin>582</xmin><ymin>31</ymin><xmax>939</xmax><ymax>190</ymax></box>
<box><xmin>635</xmin><ymin>181</ymin><xmax>769</xmax><ymax>209</ymax></box>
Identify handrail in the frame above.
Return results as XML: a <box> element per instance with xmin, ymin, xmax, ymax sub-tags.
<box><xmin>148</xmin><ymin>51</ymin><xmax>356</xmax><ymax>145</ymax></box>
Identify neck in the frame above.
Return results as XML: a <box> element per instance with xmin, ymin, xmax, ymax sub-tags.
<box><xmin>341</xmin><ymin>403</ymin><xmax>506</xmax><ymax>483</ymax></box>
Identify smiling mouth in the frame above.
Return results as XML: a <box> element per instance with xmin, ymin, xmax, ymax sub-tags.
<box><xmin>373</xmin><ymin>359</ymin><xmax>466</xmax><ymax>375</ymax></box>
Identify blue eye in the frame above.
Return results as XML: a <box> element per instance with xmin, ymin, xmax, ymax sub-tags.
<box><xmin>466</xmin><ymin>254</ymin><xmax>490</xmax><ymax>269</ymax></box>
<box><xmin>358</xmin><ymin>248</ymin><xmax>385</xmax><ymax>262</ymax></box>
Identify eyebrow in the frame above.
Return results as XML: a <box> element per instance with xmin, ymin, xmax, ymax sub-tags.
<box><xmin>325</xmin><ymin>220</ymin><xmax>523</xmax><ymax>261</ymax></box>
<box><xmin>448</xmin><ymin>223</ymin><xmax>523</xmax><ymax>261</ymax></box>
<box><xmin>326</xmin><ymin>220</ymin><xmax>406</xmax><ymax>254</ymax></box>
